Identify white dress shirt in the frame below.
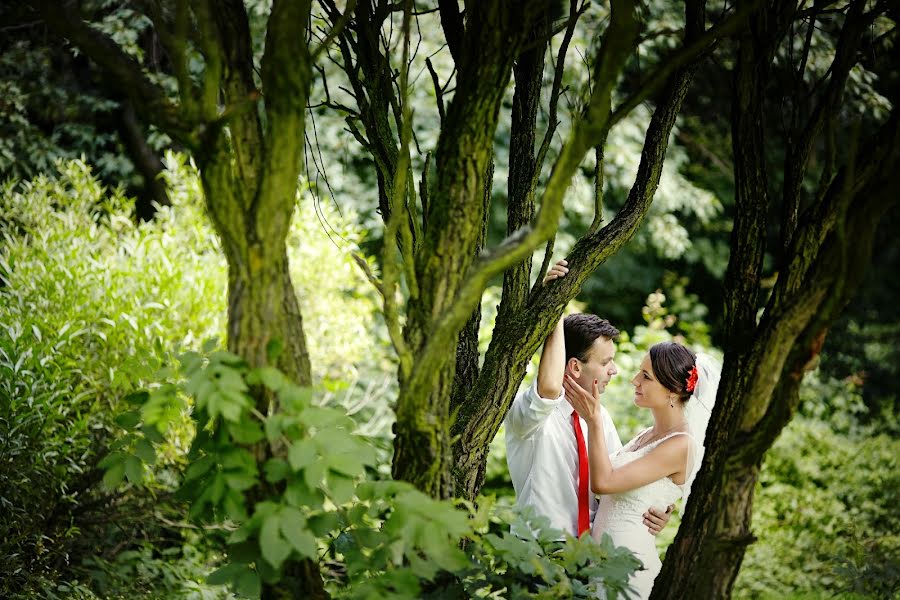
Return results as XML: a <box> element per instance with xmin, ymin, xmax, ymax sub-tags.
<box><xmin>505</xmin><ymin>381</ymin><xmax>622</xmax><ymax>539</ymax></box>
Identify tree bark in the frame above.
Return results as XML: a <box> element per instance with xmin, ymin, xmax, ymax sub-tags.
<box><xmin>35</xmin><ymin>1</ymin><xmax>326</xmax><ymax>596</ymax></box>
<box><xmin>652</xmin><ymin>2</ymin><xmax>899</xmax><ymax>595</ymax></box>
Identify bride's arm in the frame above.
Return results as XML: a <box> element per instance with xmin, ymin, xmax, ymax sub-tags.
<box><xmin>563</xmin><ymin>374</ymin><xmax>689</xmax><ymax>495</ymax></box>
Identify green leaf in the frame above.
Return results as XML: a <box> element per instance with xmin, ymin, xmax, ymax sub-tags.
<box><xmin>327</xmin><ymin>452</ymin><xmax>366</xmax><ymax>479</ymax></box>
<box><xmin>124</xmin><ymin>390</ymin><xmax>149</xmax><ymax>406</ymax></box>
<box><xmin>327</xmin><ymin>472</ymin><xmax>357</xmax><ymax>505</ymax></box>
<box><xmin>102</xmin><ymin>460</ymin><xmax>126</xmax><ymax>490</ymax></box>
<box><xmin>264</xmin><ymin>458</ymin><xmax>289</xmax><ymax>483</ymax></box>
<box><xmin>288</xmin><ymin>439</ymin><xmax>317</xmax><ymax>471</ymax></box>
<box><xmin>184</xmin><ymin>455</ymin><xmax>215</xmax><ymax>482</ymax></box>
<box><xmin>303</xmin><ymin>461</ymin><xmax>326</xmax><ymax>490</ymax></box>
<box><xmin>206</xmin><ymin>562</ymin><xmax>243</xmax><ymax>585</ymax></box>
<box><xmin>123</xmin><ymin>455</ymin><xmax>143</xmax><ymax>483</ymax></box>
<box><xmin>259</xmin><ymin>513</ymin><xmax>291</xmax><ymax>570</ymax></box>
<box><xmin>224</xmin><ymin>472</ymin><xmax>257</xmax><ymax>492</ymax></box>
<box><xmin>278</xmin><ymin>384</ymin><xmax>312</xmax><ymax>413</ymax></box>
<box><xmin>228</xmin><ymin>419</ymin><xmax>264</xmax><ymax>444</ymax></box>
<box><xmin>141</xmin><ymin>423</ymin><xmax>166</xmax><ymax>445</ymax></box>
<box><xmin>307</xmin><ymin>512</ymin><xmax>340</xmax><ymax>537</ymax></box>
<box><xmin>114</xmin><ymin>410</ymin><xmax>141</xmax><ymax>429</ymax></box>
<box><xmin>279</xmin><ymin>507</ymin><xmax>317</xmax><ymax>559</ymax></box>
<box><xmin>98</xmin><ymin>451</ymin><xmax>126</xmax><ymax>470</ymax></box>
<box><xmin>134</xmin><ymin>438</ymin><xmax>156</xmax><ymax>464</ymax></box>
<box><xmin>247</xmin><ymin>366</ymin><xmax>287</xmax><ymax>393</ymax></box>
<box><xmin>283</xmin><ymin>480</ymin><xmax>324</xmax><ymax>509</ymax></box>
<box><xmin>300</xmin><ymin>406</ymin><xmax>352</xmax><ymax>429</ymax></box>
<box><xmin>264</xmin><ymin>414</ymin><xmax>284</xmax><ymax>443</ymax></box>
<box><xmin>234</xmin><ymin>568</ymin><xmax>261</xmax><ymax>598</ymax></box>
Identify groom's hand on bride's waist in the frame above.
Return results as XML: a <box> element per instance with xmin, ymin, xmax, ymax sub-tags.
<box><xmin>643</xmin><ymin>505</ymin><xmax>674</xmax><ymax>536</ymax></box>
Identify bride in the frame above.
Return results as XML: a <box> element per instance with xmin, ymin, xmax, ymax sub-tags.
<box><xmin>563</xmin><ymin>342</ymin><xmax>720</xmax><ymax>599</ymax></box>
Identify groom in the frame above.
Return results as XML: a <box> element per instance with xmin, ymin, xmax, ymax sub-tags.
<box><xmin>505</xmin><ymin>260</ymin><xmax>671</xmax><ymax>539</ymax></box>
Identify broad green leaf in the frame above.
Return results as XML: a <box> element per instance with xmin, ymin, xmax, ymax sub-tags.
<box><xmin>288</xmin><ymin>439</ymin><xmax>317</xmax><ymax>472</ymax></box>
<box><xmin>283</xmin><ymin>480</ymin><xmax>324</xmax><ymax>509</ymax></box>
<box><xmin>228</xmin><ymin>419</ymin><xmax>264</xmax><ymax>444</ymax></box>
<box><xmin>299</xmin><ymin>406</ymin><xmax>351</xmax><ymax>429</ymax></box>
<box><xmin>259</xmin><ymin>513</ymin><xmax>291</xmax><ymax>570</ymax></box>
<box><xmin>326</xmin><ymin>452</ymin><xmax>366</xmax><ymax>479</ymax></box>
<box><xmin>224</xmin><ymin>472</ymin><xmax>257</xmax><ymax>492</ymax></box>
<box><xmin>278</xmin><ymin>384</ymin><xmax>312</xmax><ymax>413</ymax></box>
<box><xmin>264</xmin><ymin>458</ymin><xmax>289</xmax><ymax>483</ymax></box>
<box><xmin>327</xmin><ymin>472</ymin><xmax>357</xmax><ymax>505</ymax></box>
<box><xmin>280</xmin><ymin>508</ymin><xmax>317</xmax><ymax>559</ymax></box>
<box><xmin>303</xmin><ymin>461</ymin><xmax>326</xmax><ymax>490</ymax></box>
<box><xmin>97</xmin><ymin>451</ymin><xmax>126</xmax><ymax>470</ymax></box>
<box><xmin>307</xmin><ymin>512</ymin><xmax>340</xmax><ymax>537</ymax></box>
<box><xmin>184</xmin><ymin>455</ymin><xmax>215</xmax><ymax>482</ymax></box>
<box><xmin>124</xmin><ymin>390</ymin><xmax>149</xmax><ymax>406</ymax></box>
<box><xmin>133</xmin><ymin>438</ymin><xmax>156</xmax><ymax>464</ymax></box>
<box><xmin>102</xmin><ymin>460</ymin><xmax>125</xmax><ymax>490</ymax></box>
<box><xmin>123</xmin><ymin>455</ymin><xmax>143</xmax><ymax>483</ymax></box>
<box><xmin>206</xmin><ymin>562</ymin><xmax>243</xmax><ymax>585</ymax></box>
<box><xmin>247</xmin><ymin>366</ymin><xmax>287</xmax><ymax>393</ymax></box>
<box><xmin>234</xmin><ymin>568</ymin><xmax>261</xmax><ymax>598</ymax></box>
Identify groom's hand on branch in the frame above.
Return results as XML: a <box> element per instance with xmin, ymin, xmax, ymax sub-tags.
<box><xmin>643</xmin><ymin>505</ymin><xmax>674</xmax><ymax>535</ymax></box>
<box><xmin>563</xmin><ymin>374</ymin><xmax>600</xmax><ymax>422</ymax></box>
<box><xmin>542</xmin><ymin>259</ymin><xmax>569</xmax><ymax>285</ymax></box>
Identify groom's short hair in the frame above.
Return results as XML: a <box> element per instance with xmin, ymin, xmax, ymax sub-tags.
<box><xmin>563</xmin><ymin>314</ymin><xmax>620</xmax><ymax>363</ymax></box>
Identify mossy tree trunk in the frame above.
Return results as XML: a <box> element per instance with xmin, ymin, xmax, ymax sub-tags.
<box><xmin>36</xmin><ymin>1</ymin><xmax>327</xmax><ymax>597</ymax></box>
<box><xmin>651</xmin><ymin>2</ymin><xmax>899</xmax><ymax>597</ymax></box>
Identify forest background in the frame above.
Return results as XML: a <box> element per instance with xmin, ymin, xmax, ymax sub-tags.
<box><xmin>0</xmin><ymin>0</ymin><xmax>897</xmax><ymax>599</ymax></box>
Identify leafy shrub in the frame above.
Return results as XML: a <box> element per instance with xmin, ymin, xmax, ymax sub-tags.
<box><xmin>102</xmin><ymin>347</ymin><xmax>640</xmax><ymax>599</ymax></box>
<box><xmin>0</xmin><ymin>156</ymin><xmax>384</xmax><ymax>595</ymax></box>
<box><xmin>734</xmin><ymin>375</ymin><xmax>900</xmax><ymax>599</ymax></box>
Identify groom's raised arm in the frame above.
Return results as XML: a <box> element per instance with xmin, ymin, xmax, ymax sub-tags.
<box><xmin>506</xmin><ymin>316</ymin><xmax>566</xmax><ymax>439</ymax></box>
<box><xmin>505</xmin><ymin>261</ymin><xmax>569</xmax><ymax>439</ymax></box>
<box><xmin>537</xmin><ymin>316</ymin><xmax>566</xmax><ymax>399</ymax></box>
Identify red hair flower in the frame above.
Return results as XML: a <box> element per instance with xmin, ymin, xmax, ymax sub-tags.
<box><xmin>685</xmin><ymin>365</ymin><xmax>699</xmax><ymax>393</ymax></box>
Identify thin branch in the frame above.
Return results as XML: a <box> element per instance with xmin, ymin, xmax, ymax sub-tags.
<box><xmin>588</xmin><ymin>140</ymin><xmax>607</xmax><ymax>235</ymax></box>
<box><xmin>311</xmin><ymin>0</ymin><xmax>357</xmax><ymax>61</ymax></box>
<box><xmin>530</xmin><ymin>238</ymin><xmax>557</xmax><ymax>297</ymax></box>
<box><xmin>533</xmin><ymin>0</ymin><xmax>582</xmax><ymax>189</ymax></box>
<box><xmin>608</xmin><ymin>0</ymin><xmax>762</xmax><ymax>129</ymax></box>
<box><xmin>425</xmin><ymin>57</ymin><xmax>446</xmax><ymax>123</ymax></box>
<box><xmin>381</xmin><ymin>0</ymin><xmax>415</xmax><ymax>379</ymax></box>
<box><xmin>351</xmin><ymin>253</ymin><xmax>384</xmax><ymax>296</ymax></box>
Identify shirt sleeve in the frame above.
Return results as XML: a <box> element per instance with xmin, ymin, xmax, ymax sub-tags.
<box><xmin>505</xmin><ymin>380</ymin><xmax>565</xmax><ymax>440</ymax></box>
<box><xmin>601</xmin><ymin>405</ymin><xmax>623</xmax><ymax>453</ymax></box>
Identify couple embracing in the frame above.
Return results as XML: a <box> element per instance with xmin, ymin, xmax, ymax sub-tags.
<box><xmin>505</xmin><ymin>260</ymin><xmax>720</xmax><ymax>599</ymax></box>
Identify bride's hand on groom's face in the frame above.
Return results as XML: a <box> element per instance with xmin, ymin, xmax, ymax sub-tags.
<box><xmin>563</xmin><ymin>374</ymin><xmax>601</xmax><ymax>422</ymax></box>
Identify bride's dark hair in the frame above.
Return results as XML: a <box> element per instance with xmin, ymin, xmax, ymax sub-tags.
<box><xmin>649</xmin><ymin>341</ymin><xmax>697</xmax><ymax>401</ymax></box>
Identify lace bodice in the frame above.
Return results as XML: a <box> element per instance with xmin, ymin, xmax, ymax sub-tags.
<box><xmin>594</xmin><ymin>430</ymin><xmax>688</xmax><ymax>527</ymax></box>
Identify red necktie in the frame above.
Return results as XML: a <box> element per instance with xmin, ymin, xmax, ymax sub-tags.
<box><xmin>572</xmin><ymin>412</ymin><xmax>590</xmax><ymax>537</ymax></box>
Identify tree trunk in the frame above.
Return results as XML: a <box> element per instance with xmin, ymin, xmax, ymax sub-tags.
<box><xmin>652</xmin><ymin>3</ymin><xmax>899</xmax><ymax>594</ymax></box>
<box><xmin>391</xmin><ymin>2</ymin><xmax>545</xmax><ymax>498</ymax></box>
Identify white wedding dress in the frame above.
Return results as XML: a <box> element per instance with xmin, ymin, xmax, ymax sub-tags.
<box><xmin>591</xmin><ymin>429</ymin><xmax>695</xmax><ymax>599</ymax></box>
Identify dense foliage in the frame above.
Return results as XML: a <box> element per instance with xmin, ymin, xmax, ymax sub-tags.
<box><xmin>1</xmin><ymin>0</ymin><xmax>896</xmax><ymax>596</ymax></box>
